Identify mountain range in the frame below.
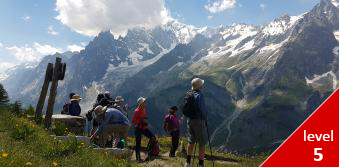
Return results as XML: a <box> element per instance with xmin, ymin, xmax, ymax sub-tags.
<box><xmin>1</xmin><ymin>0</ymin><xmax>338</xmax><ymax>153</ymax></box>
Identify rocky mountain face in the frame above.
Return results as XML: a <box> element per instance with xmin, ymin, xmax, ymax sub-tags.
<box><xmin>1</xmin><ymin>0</ymin><xmax>338</xmax><ymax>153</ymax></box>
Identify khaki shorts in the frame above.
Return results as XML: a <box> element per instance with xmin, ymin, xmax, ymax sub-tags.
<box><xmin>99</xmin><ymin>124</ymin><xmax>129</xmax><ymax>147</ymax></box>
<box><xmin>187</xmin><ymin>119</ymin><xmax>208</xmax><ymax>146</ymax></box>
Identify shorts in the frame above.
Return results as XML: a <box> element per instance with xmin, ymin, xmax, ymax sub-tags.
<box><xmin>187</xmin><ymin>119</ymin><xmax>208</xmax><ymax>146</ymax></box>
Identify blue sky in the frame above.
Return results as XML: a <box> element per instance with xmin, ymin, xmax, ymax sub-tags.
<box><xmin>0</xmin><ymin>0</ymin><xmax>320</xmax><ymax>71</ymax></box>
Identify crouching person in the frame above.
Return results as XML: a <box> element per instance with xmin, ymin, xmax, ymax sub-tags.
<box><xmin>90</xmin><ymin>105</ymin><xmax>130</xmax><ymax>148</ymax></box>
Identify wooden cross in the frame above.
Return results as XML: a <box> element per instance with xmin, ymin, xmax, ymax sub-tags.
<box><xmin>35</xmin><ymin>57</ymin><xmax>66</xmax><ymax>128</ymax></box>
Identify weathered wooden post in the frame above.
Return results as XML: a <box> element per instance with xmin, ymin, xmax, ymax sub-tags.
<box><xmin>35</xmin><ymin>63</ymin><xmax>53</xmax><ymax>123</ymax></box>
<box><xmin>44</xmin><ymin>57</ymin><xmax>63</xmax><ymax>128</ymax></box>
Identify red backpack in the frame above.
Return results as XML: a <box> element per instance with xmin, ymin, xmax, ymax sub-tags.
<box><xmin>147</xmin><ymin>139</ymin><xmax>160</xmax><ymax>156</ymax></box>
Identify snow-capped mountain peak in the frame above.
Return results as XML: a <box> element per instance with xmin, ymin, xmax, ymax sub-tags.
<box><xmin>162</xmin><ymin>20</ymin><xmax>204</xmax><ymax>44</ymax></box>
<box><xmin>332</xmin><ymin>0</ymin><xmax>339</xmax><ymax>8</ymax></box>
<box><xmin>262</xmin><ymin>14</ymin><xmax>303</xmax><ymax>36</ymax></box>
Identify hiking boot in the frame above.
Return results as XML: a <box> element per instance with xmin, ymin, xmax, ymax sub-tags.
<box><xmin>169</xmin><ymin>152</ymin><xmax>176</xmax><ymax>157</ymax></box>
<box><xmin>144</xmin><ymin>155</ymin><xmax>154</xmax><ymax>162</ymax></box>
<box><xmin>135</xmin><ymin>152</ymin><xmax>142</xmax><ymax>163</ymax></box>
<box><xmin>184</xmin><ymin>162</ymin><xmax>192</xmax><ymax>167</ymax></box>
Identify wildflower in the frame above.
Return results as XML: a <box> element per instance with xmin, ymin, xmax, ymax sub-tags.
<box><xmin>81</xmin><ymin>142</ymin><xmax>85</xmax><ymax>145</ymax></box>
<box><xmin>2</xmin><ymin>152</ymin><xmax>8</xmax><ymax>158</ymax></box>
<box><xmin>26</xmin><ymin>161</ymin><xmax>33</xmax><ymax>166</ymax></box>
<box><xmin>52</xmin><ymin>161</ymin><xmax>58</xmax><ymax>166</ymax></box>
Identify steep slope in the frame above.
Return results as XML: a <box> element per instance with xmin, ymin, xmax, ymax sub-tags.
<box><xmin>1</xmin><ymin>0</ymin><xmax>338</xmax><ymax>154</ymax></box>
<box><xmin>199</xmin><ymin>0</ymin><xmax>339</xmax><ymax>152</ymax></box>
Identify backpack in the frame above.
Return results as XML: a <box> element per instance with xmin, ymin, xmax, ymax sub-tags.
<box><xmin>182</xmin><ymin>90</ymin><xmax>197</xmax><ymax>119</ymax></box>
<box><xmin>61</xmin><ymin>102</ymin><xmax>70</xmax><ymax>114</ymax></box>
<box><xmin>147</xmin><ymin>139</ymin><xmax>160</xmax><ymax>156</ymax></box>
<box><xmin>116</xmin><ymin>139</ymin><xmax>126</xmax><ymax>149</ymax></box>
<box><xmin>86</xmin><ymin>110</ymin><xmax>93</xmax><ymax>121</ymax></box>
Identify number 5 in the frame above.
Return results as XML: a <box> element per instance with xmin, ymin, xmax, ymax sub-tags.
<box><xmin>314</xmin><ymin>148</ymin><xmax>323</xmax><ymax>161</ymax></box>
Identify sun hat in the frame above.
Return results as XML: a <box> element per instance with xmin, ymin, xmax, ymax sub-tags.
<box><xmin>94</xmin><ymin>105</ymin><xmax>107</xmax><ymax>116</ymax></box>
<box><xmin>191</xmin><ymin>78</ymin><xmax>205</xmax><ymax>90</ymax></box>
<box><xmin>137</xmin><ymin>97</ymin><xmax>147</xmax><ymax>106</ymax></box>
<box><xmin>115</xmin><ymin>96</ymin><xmax>125</xmax><ymax>102</ymax></box>
<box><xmin>71</xmin><ymin>94</ymin><xmax>82</xmax><ymax>101</ymax></box>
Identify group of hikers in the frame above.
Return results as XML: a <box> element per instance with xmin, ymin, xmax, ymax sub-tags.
<box><xmin>61</xmin><ymin>78</ymin><xmax>209</xmax><ymax>167</ymax></box>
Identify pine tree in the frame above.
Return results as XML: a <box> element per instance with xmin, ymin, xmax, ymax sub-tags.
<box><xmin>26</xmin><ymin>104</ymin><xmax>35</xmax><ymax>116</ymax></box>
<box><xmin>0</xmin><ymin>83</ymin><xmax>9</xmax><ymax>108</ymax></box>
<box><xmin>11</xmin><ymin>100</ymin><xmax>23</xmax><ymax>115</ymax></box>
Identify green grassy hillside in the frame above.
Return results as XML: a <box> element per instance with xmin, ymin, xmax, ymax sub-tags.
<box><xmin>0</xmin><ymin>109</ymin><xmax>268</xmax><ymax>167</ymax></box>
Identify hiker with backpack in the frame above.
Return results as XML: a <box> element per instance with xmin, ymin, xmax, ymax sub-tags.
<box><xmin>68</xmin><ymin>94</ymin><xmax>82</xmax><ymax>116</ymax></box>
<box><xmin>61</xmin><ymin>93</ymin><xmax>75</xmax><ymax>115</ymax></box>
<box><xmin>163</xmin><ymin>106</ymin><xmax>181</xmax><ymax>157</ymax></box>
<box><xmin>99</xmin><ymin>91</ymin><xmax>115</xmax><ymax>107</ymax></box>
<box><xmin>85</xmin><ymin>93</ymin><xmax>105</xmax><ymax>136</ymax></box>
<box><xmin>132</xmin><ymin>97</ymin><xmax>158</xmax><ymax>162</ymax></box>
<box><xmin>183</xmin><ymin>78</ymin><xmax>208</xmax><ymax>167</ymax></box>
<box><xmin>90</xmin><ymin>105</ymin><xmax>130</xmax><ymax>147</ymax></box>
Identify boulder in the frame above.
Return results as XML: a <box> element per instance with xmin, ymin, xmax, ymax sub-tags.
<box><xmin>93</xmin><ymin>148</ymin><xmax>133</xmax><ymax>156</ymax></box>
<box><xmin>52</xmin><ymin>114</ymin><xmax>85</xmax><ymax>135</ymax></box>
<box><xmin>51</xmin><ymin>135</ymin><xmax>91</xmax><ymax>145</ymax></box>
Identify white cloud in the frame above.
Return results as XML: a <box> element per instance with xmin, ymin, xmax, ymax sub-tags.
<box><xmin>48</xmin><ymin>26</ymin><xmax>59</xmax><ymax>35</ymax></box>
<box><xmin>0</xmin><ymin>62</ymin><xmax>15</xmax><ymax>73</ymax></box>
<box><xmin>22</xmin><ymin>15</ymin><xmax>31</xmax><ymax>21</ymax></box>
<box><xmin>55</xmin><ymin>0</ymin><xmax>170</xmax><ymax>37</ymax></box>
<box><xmin>205</xmin><ymin>0</ymin><xmax>236</xmax><ymax>13</ymax></box>
<box><xmin>208</xmin><ymin>15</ymin><xmax>214</xmax><ymax>20</ymax></box>
<box><xmin>6</xmin><ymin>43</ymin><xmax>62</xmax><ymax>63</ymax></box>
<box><xmin>80</xmin><ymin>42</ymin><xmax>87</xmax><ymax>46</ymax></box>
<box><xmin>67</xmin><ymin>44</ymin><xmax>84</xmax><ymax>52</ymax></box>
<box><xmin>33</xmin><ymin>42</ymin><xmax>62</xmax><ymax>55</ymax></box>
<box><xmin>260</xmin><ymin>4</ymin><xmax>267</xmax><ymax>10</ymax></box>
<box><xmin>0</xmin><ymin>43</ymin><xmax>3</xmax><ymax>48</ymax></box>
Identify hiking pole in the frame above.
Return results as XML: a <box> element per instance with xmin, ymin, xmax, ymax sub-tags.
<box><xmin>205</xmin><ymin>120</ymin><xmax>215</xmax><ymax>167</ymax></box>
<box><xmin>192</xmin><ymin>143</ymin><xmax>197</xmax><ymax>167</ymax></box>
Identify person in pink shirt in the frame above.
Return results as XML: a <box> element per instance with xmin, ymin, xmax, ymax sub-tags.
<box><xmin>163</xmin><ymin>106</ymin><xmax>180</xmax><ymax>157</ymax></box>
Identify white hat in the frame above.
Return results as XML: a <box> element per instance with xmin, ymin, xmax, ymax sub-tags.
<box><xmin>137</xmin><ymin>97</ymin><xmax>146</xmax><ymax>106</ymax></box>
<box><xmin>94</xmin><ymin>105</ymin><xmax>107</xmax><ymax>116</ymax></box>
<box><xmin>71</xmin><ymin>94</ymin><xmax>82</xmax><ymax>101</ymax></box>
<box><xmin>191</xmin><ymin>78</ymin><xmax>205</xmax><ymax>90</ymax></box>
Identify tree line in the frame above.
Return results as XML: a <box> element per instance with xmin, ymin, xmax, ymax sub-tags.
<box><xmin>0</xmin><ymin>83</ymin><xmax>35</xmax><ymax>115</ymax></box>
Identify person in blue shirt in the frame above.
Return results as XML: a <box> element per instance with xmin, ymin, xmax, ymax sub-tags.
<box><xmin>68</xmin><ymin>94</ymin><xmax>82</xmax><ymax>116</ymax></box>
<box><xmin>90</xmin><ymin>105</ymin><xmax>130</xmax><ymax>147</ymax></box>
<box><xmin>185</xmin><ymin>78</ymin><xmax>208</xmax><ymax>167</ymax></box>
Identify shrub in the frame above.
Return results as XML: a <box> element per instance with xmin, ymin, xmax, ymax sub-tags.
<box><xmin>44</xmin><ymin>135</ymin><xmax>80</xmax><ymax>158</ymax></box>
<box><xmin>10</xmin><ymin>119</ymin><xmax>35</xmax><ymax>140</ymax></box>
<box><xmin>51</xmin><ymin>121</ymin><xmax>69</xmax><ymax>136</ymax></box>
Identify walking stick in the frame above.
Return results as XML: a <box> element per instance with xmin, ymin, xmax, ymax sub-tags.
<box><xmin>205</xmin><ymin>120</ymin><xmax>215</xmax><ymax>167</ymax></box>
<box><xmin>192</xmin><ymin>143</ymin><xmax>197</xmax><ymax>166</ymax></box>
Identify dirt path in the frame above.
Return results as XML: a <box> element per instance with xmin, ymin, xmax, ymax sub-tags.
<box><xmin>131</xmin><ymin>151</ymin><xmax>239</xmax><ymax>167</ymax></box>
